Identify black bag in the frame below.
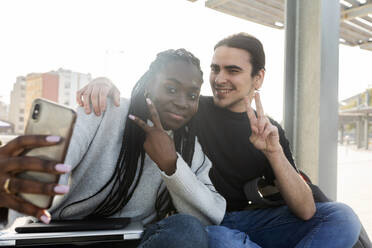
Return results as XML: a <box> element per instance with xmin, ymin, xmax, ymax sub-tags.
<box><xmin>243</xmin><ymin>172</ymin><xmax>371</xmax><ymax>248</ymax></box>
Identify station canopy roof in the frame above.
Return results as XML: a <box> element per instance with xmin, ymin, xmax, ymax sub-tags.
<box><xmin>194</xmin><ymin>0</ymin><xmax>372</xmax><ymax>51</ymax></box>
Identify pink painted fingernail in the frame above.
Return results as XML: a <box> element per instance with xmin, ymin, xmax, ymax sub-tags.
<box><xmin>146</xmin><ymin>98</ymin><xmax>152</xmax><ymax>105</ymax></box>
<box><xmin>54</xmin><ymin>185</ymin><xmax>70</xmax><ymax>194</ymax></box>
<box><xmin>46</xmin><ymin>136</ymin><xmax>61</xmax><ymax>143</ymax></box>
<box><xmin>40</xmin><ymin>214</ymin><xmax>51</xmax><ymax>224</ymax></box>
<box><xmin>128</xmin><ymin>114</ymin><xmax>135</xmax><ymax>120</ymax></box>
<box><xmin>55</xmin><ymin>164</ymin><xmax>71</xmax><ymax>172</ymax></box>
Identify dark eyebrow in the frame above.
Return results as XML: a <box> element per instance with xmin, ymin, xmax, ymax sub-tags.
<box><xmin>224</xmin><ymin>65</ymin><xmax>242</xmax><ymax>71</ymax></box>
<box><xmin>210</xmin><ymin>64</ymin><xmax>242</xmax><ymax>71</ymax></box>
<box><xmin>166</xmin><ymin>78</ymin><xmax>182</xmax><ymax>85</ymax></box>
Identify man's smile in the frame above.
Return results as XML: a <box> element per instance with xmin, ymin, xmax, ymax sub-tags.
<box><xmin>213</xmin><ymin>85</ymin><xmax>234</xmax><ymax>98</ymax></box>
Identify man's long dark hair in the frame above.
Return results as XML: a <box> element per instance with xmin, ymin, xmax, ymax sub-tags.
<box><xmin>60</xmin><ymin>49</ymin><xmax>203</xmax><ymax>220</ymax></box>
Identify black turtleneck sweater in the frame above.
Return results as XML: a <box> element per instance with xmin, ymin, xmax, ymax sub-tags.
<box><xmin>194</xmin><ymin>96</ymin><xmax>297</xmax><ymax>212</ymax></box>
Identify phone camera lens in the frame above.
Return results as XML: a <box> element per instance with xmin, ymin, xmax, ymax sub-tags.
<box><xmin>32</xmin><ymin>104</ymin><xmax>41</xmax><ymax>120</ymax></box>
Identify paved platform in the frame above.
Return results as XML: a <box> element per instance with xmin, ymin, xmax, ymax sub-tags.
<box><xmin>338</xmin><ymin>145</ymin><xmax>372</xmax><ymax>238</ymax></box>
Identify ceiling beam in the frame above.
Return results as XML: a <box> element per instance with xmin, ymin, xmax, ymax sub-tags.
<box><xmin>205</xmin><ymin>0</ymin><xmax>232</xmax><ymax>8</ymax></box>
<box><xmin>204</xmin><ymin>0</ymin><xmax>372</xmax><ymax>51</ymax></box>
<box><xmin>344</xmin><ymin>0</ymin><xmax>362</xmax><ymax>7</ymax></box>
<box><xmin>341</xmin><ymin>3</ymin><xmax>372</xmax><ymax>20</ymax></box>
<box><xmin>208</xmin><ymin>4</ymin><xmax>281</xmax><ymax>29</ymax></box>
<box><xmin>341</xmin><ymin>21</ymin><xmax>372</xmax><ymax>39</ymax></box>
<box><xmin>349</xmin><ymin>19</ymin><xmax>372</xmax><ymax>32</ymax></box>
<box><xmin>231</xmin><ymin>1</ymin><xmax>284</xmax><ymax>21</ymax></box>
<box><xmin>233</xmin><ymin>0</ymin><xmax>284</xmax><ymax>20</ymax></box>
<box><xmin>360</xmin><ymin>41</ymin><xmax>372</xmax><ymax>50</ymax></box>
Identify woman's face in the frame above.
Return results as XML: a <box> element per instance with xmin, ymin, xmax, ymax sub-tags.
<box><xmin>147</xmin><ymin>60</ymin><xmax>203</xmax><ymax>131</ymax></box>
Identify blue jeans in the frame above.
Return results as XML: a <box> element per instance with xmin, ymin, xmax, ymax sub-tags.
<box><xmin>207</xmin><ymin>202</ymin><xmax>361</xmax><ymax>248</ymax></box>
<box><xmin>138</xmin><ymin>214</ymin><xmax>208</xmax><ymax>248</ymax></box>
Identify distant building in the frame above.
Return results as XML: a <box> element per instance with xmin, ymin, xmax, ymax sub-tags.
<box><xmin>339</xmin><ymin>87</ymin><xmax>372</xmax><ymax>149</ymax></box>
<box><xmin>56</xmin><ymin>68</ymin><xmax>91</xmax><ymax>108</ymax></box>
<box><xmin>0</xmin><ymin>99</ymin><xmax>11</xmax><ymax>134</ymax></box>
<box><xmin>24</xmin><ymin>72</ymin><xmax>59</xmax><ymax>124</ymax></box>
<box><xmin>0</xmin><ymin>100</ymin><xmax>8</xmax><ymax>121</ymax></box>
<box><xmin>8</xmin><ymin>76</ymin><xmax>26</xmax><ymax>134</ymax></box>
<box><xmin>340</xmin><ymin>88</ymin><xmax>372</xmax><ymax>111</ymax></box>
<box><xmin>0</xmin><ymin>120</ymin><xmax>14</xmax><ymax>134</ymax></box>
<box><xmin>10</xmin><ymin>69</ymin><xmax>91</xmax><ymax>130</ymax></box>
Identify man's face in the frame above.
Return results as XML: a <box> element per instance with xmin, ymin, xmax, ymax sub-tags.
<box><xmin>209</xmin><ymin>46</ymin><xmax>264</xmax><ymax>112</ymax></box>
<box><xmin>148</xmin><ymin>60</ymin><xmax>202</xmax><ymax>130</ymax></box>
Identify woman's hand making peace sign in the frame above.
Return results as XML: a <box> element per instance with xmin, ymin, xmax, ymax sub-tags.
<box><xmin>245</xmin><ymin>92</ymin><xmax>282</xmax><ymax>156</ymax></box>
<box><xmin>129</xmin><ymin>98</ymin><xmax>178</xmax><ymax>176</ymax></box>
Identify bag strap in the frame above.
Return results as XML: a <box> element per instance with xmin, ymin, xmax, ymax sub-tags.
<box><xmin>243</xmin><ymin>177</ymin><xmax>284</xmax><ymax>208</ymax></box>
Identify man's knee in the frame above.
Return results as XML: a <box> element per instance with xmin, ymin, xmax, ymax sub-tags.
<box><xmin>161</xmin><ymin>214</ymin><xmax>207</xmax><ymax>235</ymax></box>
<box><xmin>206</xmin><ymin>225</ymin><xmax>261</xmax><ymax>248</ymax></box>
<box><xmin>139</xmin><ymin>214</ymin><xmax>208</xmax><ymax>248</ymax></box>
<box><xmin>315</xmin><ymin>202</ymin><xmax>361</xmax><ymax>235</ymax></box>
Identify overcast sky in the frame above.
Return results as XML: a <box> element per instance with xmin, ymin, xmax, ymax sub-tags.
<box><xmin>0</xmin><ymin>0</ymin><xmax>371</xmax><ymax>121</ymax></box>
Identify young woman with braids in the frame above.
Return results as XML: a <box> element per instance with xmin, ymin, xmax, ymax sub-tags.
<box><xmin>3</xmin><ymin>48</ymin><xmax>226</xmax><ymax>248</ymax></box>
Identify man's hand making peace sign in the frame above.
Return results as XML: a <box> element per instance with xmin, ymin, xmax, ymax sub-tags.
<box><xmin>245</xmin><ymin>92</ymin><xmax>282</xmax><ymax>155</ymax></box>
<box><xmin>245</xmin><ymin>92</ymin><xmax>316</xmax><ymax>220</ymax></box>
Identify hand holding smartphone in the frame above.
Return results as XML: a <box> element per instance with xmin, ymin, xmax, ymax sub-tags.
<box><xmin>0</xmin><ymin>99</ymin><xmax>76</xmax><ymax>223</ymax></box>
<box><xmin>0</xmin><ymin>136</ymin><xmax>68</xmax><ymax>224</ymax></box>
<box><xmin>18</xmin><ymin>99</ymin><xmax>77</xmax><ymax>209</ymax></box>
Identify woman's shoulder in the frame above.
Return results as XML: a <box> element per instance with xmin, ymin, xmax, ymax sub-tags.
<box><xmin>82</xmin><ymin>97</ymin><xmax>130</xmax><ymax>123</ymax></box>
<box><xmin>70</xmin><ymin>97</ymin><xmax>131</xmax><ymax>149</ymax></box>
<box><xmin>107</xmin><ymin>97</ymin><xmax>130</xmax><ymax>117</ymax></box>
<box><xmin>94</xmin><ymin>97</ymin><xmax>131</xmax><ymax>131</ymax></box>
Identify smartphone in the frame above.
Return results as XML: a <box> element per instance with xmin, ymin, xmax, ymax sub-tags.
<box><xmin>18</xmin><ymin>98</ymin><xmax>77</xmax><ymax>209</ymax></box>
